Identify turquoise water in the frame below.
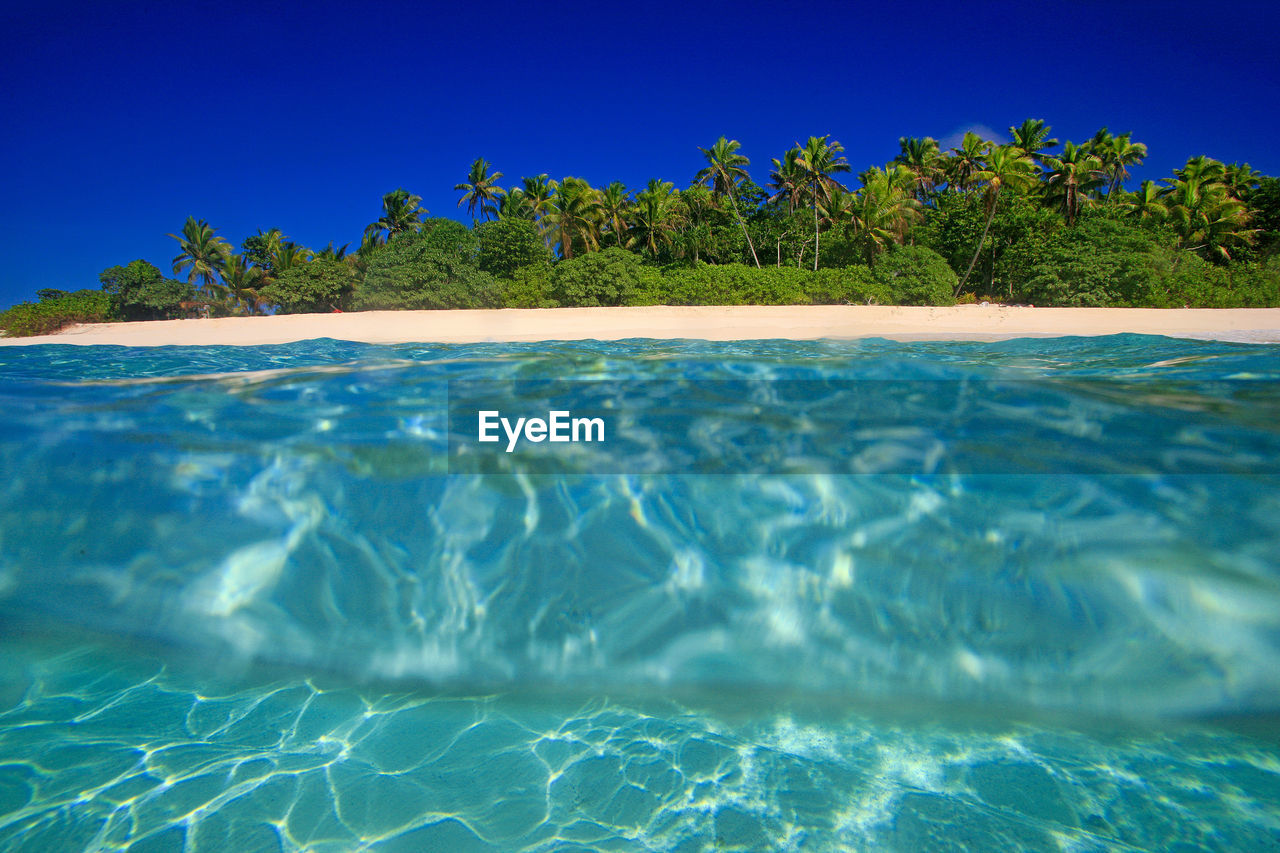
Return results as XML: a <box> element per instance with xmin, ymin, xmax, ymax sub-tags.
<box><xmin>1</xmin><ymin>335</ymin><xmax>1279</xmax><ymax>851</ymax></box>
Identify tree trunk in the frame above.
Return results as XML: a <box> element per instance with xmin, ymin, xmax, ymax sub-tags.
<box><xmin>958</xmin><ymin>188</ymin><xmax>1000</xmax><ymax>293</ymax></box>
<box><xmin>727</xmin><ymin>189</ymin><xmax>761</xmax><ymax>268</ymax></box>
<box><xmin>813</xmin><ymin>199</ymin><xmax>820</xmax><ymax>271</ymax></box>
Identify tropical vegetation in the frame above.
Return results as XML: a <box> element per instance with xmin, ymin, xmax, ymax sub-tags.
<box><xmin>5</xmin><ymin>119</ymin><xmax>1279</xmax><ymax>335</ymax></box>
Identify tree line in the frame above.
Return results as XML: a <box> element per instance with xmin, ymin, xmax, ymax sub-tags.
<box><xmin>4</xmin><ymin>119</ymin><xmax>1278</xmax><ymax>335</ymax></box>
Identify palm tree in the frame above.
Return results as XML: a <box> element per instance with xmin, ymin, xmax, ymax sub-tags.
<box><xmin>1118</xmin><ymin>180</ymin><xmax>1168</xmax><ymax>223</ymax></box>
<box><xmin>794</xmin><ymin>135</ymin><xmax>851</xmax><ymax>270</ymax></box>
<box><xmin>544</xmin><ymin>177</ymin><xmax>602</xmax><ymax>259</ymax></box>
<box><xmin>893</xmin><ymin>136</ymin><xmax>944</xmax><ymax>202</ymax></box>
<box><xmin>218</xmin><ymin>253</ymin><xmax>267</xmax><ymax>315</ymax></box>
<box><xmin>1224</xmin><ymin>163</ymin><xmax>1262</xmax><ymax>200</ymax></box>
<box><xmin>1043</xmin><ymin>142</ymin><xmax>1106</xmax><ymax>225</ymax></box>
<box><xmin>357</xmin><ymin>230</ymin><xmax>382</xmax><ymax>258</ymax></box>
<box><xmin>766</xmin><ymin>148</ymin><xmax>807</xmax><ymax>266</ymax></box>
<box><xmin>1083</xmin><ymin>127</ymin><xmax>1114</xmax><ymax>161</ymax></box>
<box><xmin>695</xmin><ymin>136</ymin><xmax>761</xmax><ymax>267</ymax></box>
<box><xmin>1162</xmin><ymin>158</ymin><xmax>1255</xmax><ymax>261</ymax></box>
<box><xmin>768</xmin><ymin>148</ymin><xmax>806</xmax><ymax>213</ymax></box>
<box><xmin>169</xmin><ymin>217</ymin><xmax>232</xmax><ymax>298</ymax></box>
<box><xmin>958</xmin><ymin>145</ymin><xmax>1036</xmax><ymax>291</ymax></box>
<box><xmin>1093</xmin><ymin>132</ymin><xmax>1148</xmax><ymax>200</ymax></box>
<box><xmin>629</xmin><ymin>179</ymin><xmax>681</xmax><ymax>258</ymax></box>
<box><xmin>242</xmin><ymin>227</ymin><xmax>285</xmax><ymax>273</ymax></box>
<box><xmin>315</xmin><ymin>242</ymin><xmax>350</xmax><ymax>262</ymax></box>
<box><xmin>521</xmin><ymin>174</ymin><xmax>557</xmax><ymax>213</ymax></box>
<box><xmin>272</xmin><ymin>240</ymin><xmax>313</xmax><ymax>275</ymax></box>
<box><xmin>675</xmin><ymin>185</ymin><xmax>718</xmax><ymax>263</ymax></box>
<box><xmin>1166</xmin><ymin>185</ymin><xmax>1254</xmax><ymax>262</ymax></box>
<box><xmin>852</xmin><ymin>166</ymin><xmax>923</xmax><ymax>264</ymax></box>
<box><xmin>818</xmin><ymin>185</ymin><xmax>855</xmax><ymax>227</ymax></box>
<box><xmin>1009</xmin><ymin>119</ymin><xmax>1058</xmax><ymax>167</ymax></box>
<box><xmin>455</xmin><ymin>157</ymin><xmax>506</xmax><ymax>221</ymax></box>
<box><xmin>520</xmin><ymin>174</ymin><xmax>558</xmax><ymax>240</ymax></box>
<box><xmin>945</xmin><ymin>132</ymin><xmax>990</xmax><ymax>193</ymax></box>
<box><xmin>497</xmin><ymin>188</ymin><xmax>534</xmax><ymax>220</ymax></box>
<box><xmin>1173</xmin><ymin>155</ymin><xmax>1227</xmax><ymax>186</ymax></box>
<box><xmin>364</xmin><ymin>189</ymin><xmax>426</xmax><ymax>246</ymax></box>
<box><xmin>599</xmin><ymin>182</ymin><xmax>632</xmax><ymax>248</ymax></box>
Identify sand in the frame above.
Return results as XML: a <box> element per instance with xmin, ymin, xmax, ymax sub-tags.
<box><xmin>3</xmin><ymin>305</ymin><xmax>1280</xmax><ymax>347</ymax></box>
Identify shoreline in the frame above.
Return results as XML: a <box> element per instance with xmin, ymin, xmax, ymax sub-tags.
<box><xmin>3</xmin><ymin>305</ymin><xmax>1280</xmax><ymax>347</ymax></box>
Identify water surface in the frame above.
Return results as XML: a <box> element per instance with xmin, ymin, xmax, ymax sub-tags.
<box><xmin>1</xmin><ymin>336</ymin><xmax>1278</xmax><ymax>850</ymax></box>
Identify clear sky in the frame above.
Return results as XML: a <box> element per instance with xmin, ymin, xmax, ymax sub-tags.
<box><xmin>2</xmin><ymin>0</ymin><xmax>1278</xmax><ymax>308</ymax></box>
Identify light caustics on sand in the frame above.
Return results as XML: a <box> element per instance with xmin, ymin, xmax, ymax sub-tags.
<box><xmin>1</xmin><ymin>336</ymin><xmax>1279</xmax><ymax>851</ymax></box>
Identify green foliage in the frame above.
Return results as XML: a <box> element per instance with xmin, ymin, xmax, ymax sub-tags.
<box><xmin>551</xmin><ymin>248</ymin><xmax>660</xmax><ymax>307</ymax></box>
<box><xmin>169</xmin><ymin>217</ymin><xmax>231</xmax><ymax>295</ymax></box>
<box><xmin>417</xmin><ymin>217</ymin><xmax>479</xmax><ymax>257</ymax></box>
<box><xmin>0</xmin><ymin>290</ymin><xmax>112</xmax><ymax>337</ymax></box>
<box><xmin>357</xmin><ymin>220</ymin><xmax>499</xmax><ymax>309</ymax></box>
<box><xmin>746</xmin><ymin>205</ymin><xmax>814</xmax><ymax>270</ymax></box>
<box><xmin>99</xmin><ymin>259</ymin><xmax>194</xmax><ymax>320</ymax></box>
<box><xmin>476</xmin><ymin>219</ymin><xmax>552</xmax><ymax>277</ymax></box>
<box><xmin>809</xmin><ymin>267</ymin><xmax>887</xmax><ymax>304</ymax></box>
<box><xmin>632</xmin><ymin>262</ymin><xmax>889</xmax><ymax>307</ymax></box>
<box><xmin>986</xmin><ymin>203</ymin><xmax>1063</xmax><ymax>297</ymax></box>
<box><xmin>814</xmin><ymin>226</ymin><xmax>862</xmax><ymax>269</ymax></box>
<box><xmin>241</xmin><ymin>232</ymin><xmax>275</xmax><ymax>272</ymax></box>
<box><xmin>68</xmin><ymin>124</ymin><xmax>1280</xmax><ymax>319</ymax></box>
<box><xmin>364</xmin><ymin>189</ymin><xmax>427</xmax><ymax>247</ymax></box>
<box><xmin>261</xmin><ymin>258</ymin><xmax>360</xmax><ymax>314</ymax></box>
<box><xmin>1251</xmin><ymin>177</ymin><xmax>1280</xmax><ymax>258</ymax></box>
<box><xmin>1020</xmin><ymin>216</ymin><xmax>1161</xmax><ymax>306</ymax></box>
<box><xmin>919</xmin><ymin>193</ymin><xmax>1060</xmax><ymax>298</ymax></box>
<box><xmin>1222</xmin><ymin>257</ymin><xmax>1280</xmax><ymax>306</ymax></box>
<box><xmin>1150</xmin><ymin>252</ymin><xmax>1280</xmax><ymax>307</ymax></box>
<box><xmin>871</xmin><ymin>246</ymin><xmax>957</xmax><ymax>305</ymax></box>
<box><xmin>916</xmin><ymin>191</ymin><xmax>985</xmax><ymax>272</ymax></box>
<box><xmin>501</xmin><ymin>263</ymin><xmax>557</xmax><ymax>308</ymax></box>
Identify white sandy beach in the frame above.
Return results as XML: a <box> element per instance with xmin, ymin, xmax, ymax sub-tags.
<box><xmin>3</xmin><ymin>305</ymin><xmax>1280</xmax><ymax>346</ymax></box>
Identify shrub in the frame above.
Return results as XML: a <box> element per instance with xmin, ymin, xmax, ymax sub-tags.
<box><xmin>357</xmin><ymin>221</ymin><xmax>500</xmax><ymax>309</ymax></box>
<box><xmin>261</xmin><ymin>258</ymin><xmax>360</xmax><ymax>314</ymax></box>
<box><xmin>501</xmin><ymin>263</ymin><xmax>558</xmax><ymax>308</ymax></box>
<box><xmin>649</xmin><ymin>263</ymin><xmax>779</xmax><ymax>305</ymax></box>
<box><xmin>476</xmin><ymin>219</ymin><xmax>552</xmax><ymax>277</ymax></box>
<box><xmin>551</xmin><ymin>248</ymin><xmax>659</xmax><ymax>307</ymax></box>
<box><xmin>0</xmin><ymin>290</ymin><xmax>112</xmax><ymax>337</ymax></box>
<box><xmin>1153</xmin><ymin>252</ymin><xmax>1280</xmax><ymax>307</ymax></box>
<box><xmin>871</xmin><ymin>246</ymin><xmax>957</xmax><ymax>306</ymax></box>
<box><xmin>1019</xmin><ymin>216</ymin><xmax>1160</xmax><ymax>306</ymax></box>
<box><xmin>810</xmin><ymin>267</ymin><xmax>891</xmax><ymax>304</ymax></box>
<box><xmin>624</xmin><ymin>262</ymin><xmax>891</xmax><ymax>306</ymax></box>
<box><xmin>919</xmin><ymin>192</ymin><xmax>1060</xmax><ymax>299</ymax></box>
<box><xmin>1225</xmin><ymin>258</ymin><xmax>1280</xmax><ymax>306</ymax></box>
<box><xmin>98</xmin><ymin>259</ymin><xmax>193</xmax><ymax>320</ymax></box>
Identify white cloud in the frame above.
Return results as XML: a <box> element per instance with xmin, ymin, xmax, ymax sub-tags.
<box><xmin>940</xmin><ymin>123</ymin><xmax>1008</xmax><ymax>150</ymax></box>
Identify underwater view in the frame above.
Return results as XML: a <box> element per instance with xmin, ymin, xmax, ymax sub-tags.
<box><xmin>1</xmin><ymin>335</ymin><xmax>1279</xmax><ymax>851</ymax></box>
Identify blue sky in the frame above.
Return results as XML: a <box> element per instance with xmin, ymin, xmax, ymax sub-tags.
<box><xmin>2</xmin><ymin>0</ymin><xmax>1278</xmax><ymax>307</ymax></box>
